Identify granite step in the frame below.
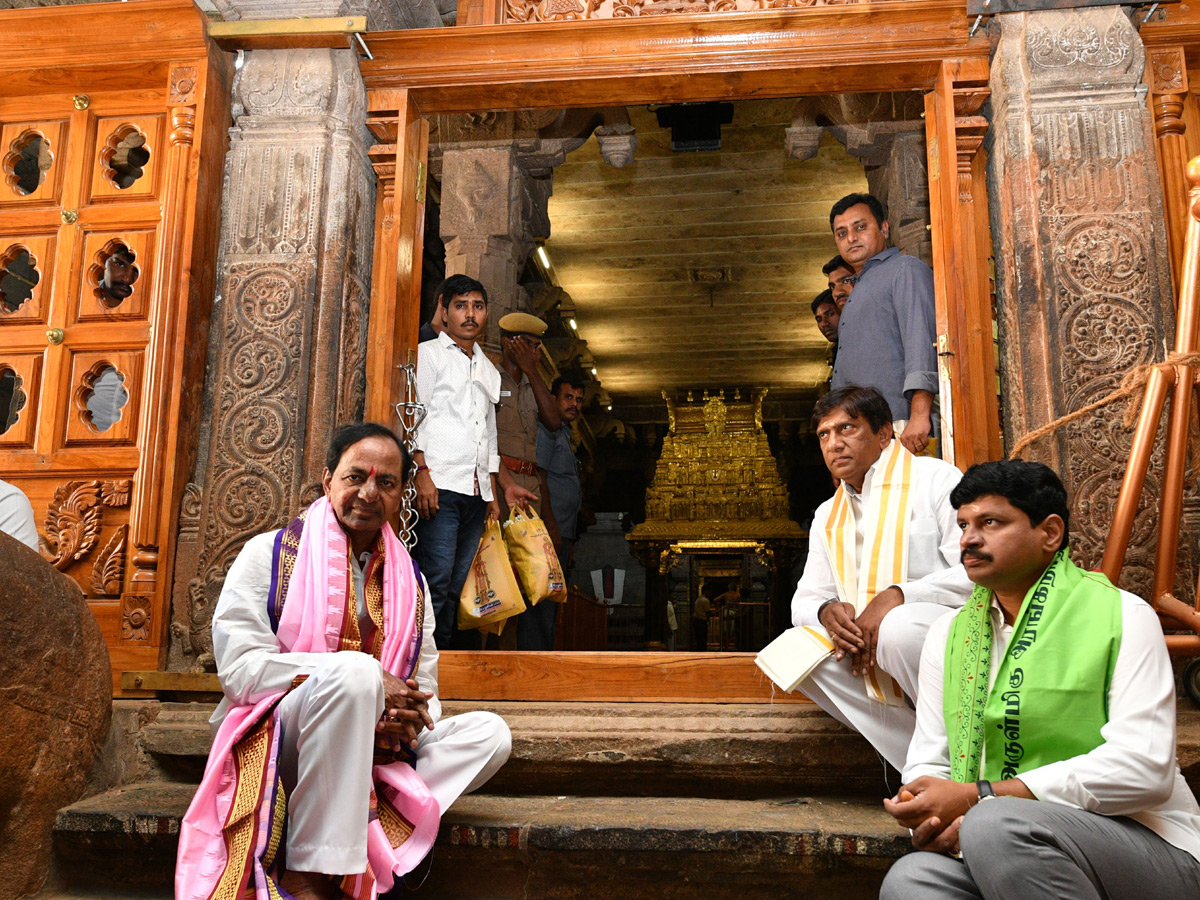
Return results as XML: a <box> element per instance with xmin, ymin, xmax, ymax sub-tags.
<box><xmin>53</xmin><ymin>784</ymin><xmax>908</xmax><ymax>900</ymax></box>
<box><xmin>133</xmin><ymin>700</ymin><xmax>901</xmax><ymax>798</ymax></box>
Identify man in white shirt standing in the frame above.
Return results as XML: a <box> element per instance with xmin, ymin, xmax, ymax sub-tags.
<box><xmin>790</xmin><ymin>386</ymin><xmax>972</xmax><ymax>770</ymax></box>
<box><xmin>413</xmin><ymin>275</ymin><xmax>533</xmax><ymax>648</ymax></box>
<box><xmin>882</xmin><ymin>460</ymin><xmax>1200</xmax><ymax>899</ymax></box>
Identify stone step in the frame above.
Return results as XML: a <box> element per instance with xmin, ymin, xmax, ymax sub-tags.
<box><xmin>53</xmin><ymin>784</ymin><xmax>908</xmax><ymax>900</ymax></box>
<box><xmin>54</xmin><ymin>783</ymin><xmax>193</xmax><ymax>890</ymax></box>
<box><xmin>134</xmin><ymin>700</ymin><xmax>900</xmax><ymax>798</ymax></box>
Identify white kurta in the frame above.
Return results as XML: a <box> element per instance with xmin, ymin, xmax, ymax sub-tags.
<box><xmin>788</xmin><ymin>454</ymin><xmax>973</xmax><ymax>770</ymax></box>
<box><xmin>0</xmin><ymin>478</ymin><xmax>38</xmax><ymax>551</ymax></box>
<box><xmin>906</xmin><ymin>588</ymin><xmax>1200</xmax><ymax>863</ymax></box>
<box><xmin>211</xmin><ymin>531</ymin><xmax>511</xmax><ymax>874</ymax></box>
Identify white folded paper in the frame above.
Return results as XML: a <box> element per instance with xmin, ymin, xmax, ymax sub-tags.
<box><xmin>754</xmin><ymin>625</ymin><xmax>836</xmax><ymax>693</ymax></box>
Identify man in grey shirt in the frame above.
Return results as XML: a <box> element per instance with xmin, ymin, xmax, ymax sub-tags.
<box><xmin>536</xmin><ymin>372</ymin><xmax>586</xmax><ymax>567</ymax></box>
<box><xmin>828</xmin><ymin>192</ymin><xmax>939</xmax><ymax>455</ymax></box>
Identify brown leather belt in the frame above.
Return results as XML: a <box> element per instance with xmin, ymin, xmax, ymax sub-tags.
<box><xmin>501</xmin><ymin>454</ymin><xmax>538</xmax><ymax>477</ymax></box>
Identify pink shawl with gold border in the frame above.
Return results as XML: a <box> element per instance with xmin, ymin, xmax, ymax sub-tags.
<box><xmin>175</xmin><ymin>498</ymin><xmax>439</xmax><ymax>900</ymax></box>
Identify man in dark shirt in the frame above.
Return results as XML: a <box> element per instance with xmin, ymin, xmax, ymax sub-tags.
<box><xmin>812</xmin><ymin>288</ymin><xmax>840</xmax><ymax>345</ymax></box>
<box><xmin>537</xmin><ymin>371</ymin><xmax>586</xmax><ymax>570</ymax></box>
<box><xmin>811</xmin><ymin>288</ymin><xmax>840</xmax><ymax>379</ymax></box>
<box><xmin>417</xmin><ymin>277</ymin><xmax>450</xmax><ymax>344</ymax></box>
<box><xmin>828</xmin><ymin>193</ymin><xmax>938</xmax><ymax>456</ymax></box>
<box><xmin>496</xmin><ymin>313</ymin><xmax>562</xmax><ymax>650</ymax></box>
<box><xmin>822</xmin><ymin>254</ymin><xmax>855</xmax><ymax>310</ymax></box>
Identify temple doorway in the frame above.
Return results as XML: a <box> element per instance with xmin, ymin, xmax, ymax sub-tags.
<box><xmin>359</xmin><ymin>9</ymin><xmax>1001</xmax><ymax>700</ymax></box>
<box><xmin>417</xmin><ymin>93</ymin><xmax>975</xmax><ymax>657</ymax></box>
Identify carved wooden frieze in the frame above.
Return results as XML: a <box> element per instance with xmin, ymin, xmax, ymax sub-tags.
<box><xmin>1147</xmin><ymin>47</ymin><xmax>1186</xmax><ymax>94</ymax></box>
<box><xmin>43</xmin><ymin>481</ymin><xmax>102</xmax><ymax>571</ymax></box>
<box><xmin>502</xmin><ymin>0</ymin><xmax>858</xmax><ymax>22</ymax></box>
<box><xmin>40</xmin><ymin>478</ymin><xmax>132</xmax><ymax>573</ymax></box>
<box><xmin>988</xmin><ymin>7</ymin><xmax>1177</xmax><ymax>599</ymax></box>
<box><xmin>90</xmin><ymin>524</ymin><xmax>127</xmax><ymax>596</ymax></box>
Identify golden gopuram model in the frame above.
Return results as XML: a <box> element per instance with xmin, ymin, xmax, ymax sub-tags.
<box><xmin>628</xmin><ymin>388</ymin><xmax>805</xmax><ymax>579</ymax></box>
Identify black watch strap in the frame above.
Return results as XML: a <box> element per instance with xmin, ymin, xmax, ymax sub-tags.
<box><xmin>976</xmin><ymin>779</ymin><xmax>996</xmax><ymax>802</ymax></box>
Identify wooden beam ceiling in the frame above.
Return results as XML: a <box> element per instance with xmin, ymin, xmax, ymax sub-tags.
<box><xmin>547</xmin><ymin>100</ymin><xmax>867</xmax><ymax>406</ymax></box>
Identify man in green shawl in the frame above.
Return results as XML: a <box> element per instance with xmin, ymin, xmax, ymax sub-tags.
<box><xmin>881</xmin><ymin>460</ymin><xmax>1200</xmax><ymax>900</ymax></box>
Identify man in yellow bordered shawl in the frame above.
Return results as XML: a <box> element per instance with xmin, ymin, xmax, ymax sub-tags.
<box><xmin>790</xmin><ymin>386</ymin><xmax>972</xmax><ymax>770</ymax></box>
<box><xmin>176</xmin><ymin>424</ymin><xmax>512</xmax><ymax>900</ymax></box>
<box><xmin>882</xmin><ymin>460</ymin><xmax>1200</xmax><ymax>900</ymax></box>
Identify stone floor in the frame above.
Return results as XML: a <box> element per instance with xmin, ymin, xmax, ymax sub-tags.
<box><xmin>36</xmin><ymin>699</ymin><xmax>1200</xmax><ymax>900</ymax></box>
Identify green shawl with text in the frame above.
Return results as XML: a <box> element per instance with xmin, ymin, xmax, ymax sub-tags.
<box><xmin>945</xmin><ymin>550</ymin><xmax>1122</xmax><ymax>784</ymax></box>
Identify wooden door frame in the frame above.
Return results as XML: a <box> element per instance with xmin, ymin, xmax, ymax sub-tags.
<box><xmin>359</xmin><ymin>1</ymin><xmax>999</xmax><ymax>701</ymax></box>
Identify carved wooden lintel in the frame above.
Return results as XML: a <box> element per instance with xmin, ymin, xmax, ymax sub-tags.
<box><xmin>502</xmin><ymin>0</ymin><xmax>863</xmax><ymax>22</ymax></box>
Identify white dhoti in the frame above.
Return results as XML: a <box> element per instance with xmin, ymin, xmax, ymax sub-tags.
<box><xmin>800</xmin><ymin>602</ymin><xmax>953</xmax><ymax>771</ymax></box>
<box><xmin>277</xmin><ymin>653</ymin><xmax>512</xmax><ymax>874</ymax></box>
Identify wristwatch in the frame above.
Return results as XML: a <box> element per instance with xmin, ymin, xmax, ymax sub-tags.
<box><xmin>976</xmin><ymin>780</ymin><xmax>996</xmax><ymax>803</ymax></box>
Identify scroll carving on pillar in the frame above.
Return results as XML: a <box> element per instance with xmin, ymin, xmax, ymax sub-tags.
<box><xmin>988</xmin><ymin>9</ymin><xmax>1179</xmax><ymax>600</ymax></box>
<box><xmin>167</xmin><ymin>48</ymin><xmax>376</xmax><ymax>672</ymax></box>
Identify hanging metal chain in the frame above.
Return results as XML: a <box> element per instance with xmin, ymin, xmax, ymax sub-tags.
<box><xmin>394</xmin><ymin>350</ymin><xmax>426</xmax><ymax>549</ymax></box>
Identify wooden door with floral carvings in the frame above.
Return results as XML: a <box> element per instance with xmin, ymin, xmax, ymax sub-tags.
<box><xmin>0</xmin><ymin>0</ymin><xmax>229</xmax><ymax>692</ymax></box>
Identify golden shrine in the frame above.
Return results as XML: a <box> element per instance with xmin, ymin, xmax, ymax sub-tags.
<box><xmin>629</xmin><ymin>388</ymin><xmax>805</xmax><ymax>562</ymax></box>
<box><xmin>627</xmin><ymin>389</ymin><xmax>806</xmax><ymax>650</ymax></box>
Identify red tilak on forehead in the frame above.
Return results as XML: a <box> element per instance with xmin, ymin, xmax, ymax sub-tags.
<box><xmin>368</xmin><ymin>466</ymin><xmax>376</xmax><ymax>479</ymax></box>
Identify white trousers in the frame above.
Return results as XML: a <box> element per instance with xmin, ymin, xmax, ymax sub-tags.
<box><xmin>276</xmin><ymin>652</ymin><xmax>511</xmax><ymax>874</ymax></box>
<box><xmin>800</xmin><ymin>602</ymin><xmax>953</xmax><ymax>771</ymax></box>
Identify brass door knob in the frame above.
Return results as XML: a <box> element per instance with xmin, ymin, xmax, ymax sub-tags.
<box><xmin>60</xmin><ymin>209</ymin><xmax>78</xmax><ymax>225</ymax></box>
<box><xmin>46</xmin><ymin>328</ymin><xmax>65</xmax><ymax>345</ymax></box>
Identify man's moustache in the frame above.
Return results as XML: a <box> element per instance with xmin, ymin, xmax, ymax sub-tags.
<box><xmin>961</xmin><ymin>550</ymin><xmax>992</xmax><ymax>564</ymax></box>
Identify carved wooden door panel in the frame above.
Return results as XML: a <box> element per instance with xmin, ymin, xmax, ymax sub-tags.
<box><xmin>0</xmin><ymin>86</ymin><xmax>190</xmax><ymax>683</ymax></box>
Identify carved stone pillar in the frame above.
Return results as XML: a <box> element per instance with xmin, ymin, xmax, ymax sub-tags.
<box><xmin>987</xmin><ymin>7</ymin><xmax>1176</xmax><ymax>596</ymax></box>
<box><xmin>440</xmin><ymin>143</ymin><xmax>531</xmax><ymax>349</ymax></box>
<box><xmin>881</xmin><ymin>131</ymin><xmax>933</xmax><ymax>267</ymax></box>
<box><xmin>166</xmin><ymin>48</ymin><xmax>376</xmax><ymax>672</ymax></box>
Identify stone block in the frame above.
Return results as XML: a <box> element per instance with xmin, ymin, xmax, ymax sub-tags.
<box><xmin>0</xmin><ymin>532</ymin><xmax>111</xmax><ymax>900</ymax></box>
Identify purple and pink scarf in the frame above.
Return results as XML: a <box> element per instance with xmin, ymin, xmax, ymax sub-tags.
<box><xmin>175</xmin><ymin>497</ymin><xmax>439</xmax><ymax>900</ymax></box>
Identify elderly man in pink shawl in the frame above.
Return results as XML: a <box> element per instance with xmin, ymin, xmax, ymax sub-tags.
<box><xmin>176</xmin><ymin>423</ymin><xmax>511</xmax><ymax>900</ymax></box>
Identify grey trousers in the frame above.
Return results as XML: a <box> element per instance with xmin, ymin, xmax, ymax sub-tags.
<box><xmin>881</xmin><ymin>797</ymin><xmax>1200</xmax><ymax>900</ymax></box>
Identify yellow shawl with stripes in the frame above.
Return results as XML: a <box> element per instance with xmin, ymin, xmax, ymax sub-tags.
<box><xmin>817</xmin><ymin>438</ymin><xmax>914</xmax><ymax>704</ymax></box>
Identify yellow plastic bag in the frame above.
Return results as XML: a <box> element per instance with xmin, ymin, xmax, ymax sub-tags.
<box><xmin>458</xmin><ymin>519</ymin><xmax>526</xmax><ymax>632</ymax></box>
<box><xmin>502</xmin><ymin>505</ymin><xmax>567</xmax><ymax>606</ymax></box>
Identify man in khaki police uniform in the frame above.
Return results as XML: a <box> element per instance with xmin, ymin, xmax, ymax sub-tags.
<box><xmin>495</xmin><ymin>312</ymin><xmax>562</xmax><ymax>650</ymax></box>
